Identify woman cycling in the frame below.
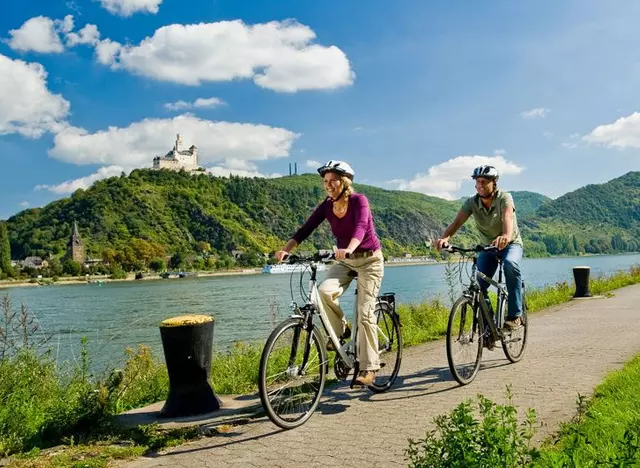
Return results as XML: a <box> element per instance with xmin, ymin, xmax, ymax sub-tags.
<box><xmin>275</xmin><ymin>160</ymin><xmax>384</xmax><ymax>387</ymax></box>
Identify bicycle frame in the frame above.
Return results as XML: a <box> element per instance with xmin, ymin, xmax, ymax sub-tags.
<box><xmin>288</xmin><ymin>256</ymin><xmax>397</xmax><ymax>371</ymax></box>
<box><xmin>463</xmin><ymin>251</ymin><xmax>509</xmax><ymax>343</ymax></box>
<box><xmin>291</xmin><ymin>260</ymin><xmax>359</xmax><ymax>369</ymax></box>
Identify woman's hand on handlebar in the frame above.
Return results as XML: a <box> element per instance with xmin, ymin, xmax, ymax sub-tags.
<box><xmin>274</xmin><ymin>250</ymin><xmax>289</xmax><ymax>263</ymax></box>
<box><xmin>334</xmin><ymin>248</ymin><xmax>352</xmax><ymax>261</ymax></box>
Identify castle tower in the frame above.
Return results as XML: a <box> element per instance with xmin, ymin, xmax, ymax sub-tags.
<box><xmin>67</xmin><ymin>221</ymin><xmax>86</xmax><ymax>264</ymax></box>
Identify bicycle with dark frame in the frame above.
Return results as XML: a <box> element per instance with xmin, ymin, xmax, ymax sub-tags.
<box><xmin>441</xmin><ymin>243</ymin><xmax>529</xmax><ymax>385</ymax></box>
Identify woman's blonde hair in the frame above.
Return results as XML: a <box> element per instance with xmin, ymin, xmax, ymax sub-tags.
<box><xmin>340</xmin><ymin>176</ymin><xmax>354</xmax><ymax>199</ymax></box>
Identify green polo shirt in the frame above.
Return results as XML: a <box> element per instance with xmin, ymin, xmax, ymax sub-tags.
<box><xmin>461</xmin><ymin>190</ymin><xmax>523</xmax><ymax>246</ymax></box>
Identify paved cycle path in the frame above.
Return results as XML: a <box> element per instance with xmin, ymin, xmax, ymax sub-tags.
<box><xmin>121</xmin><ymin>284</ymin><xmax>640</xmax><ymax>468</ymax></box>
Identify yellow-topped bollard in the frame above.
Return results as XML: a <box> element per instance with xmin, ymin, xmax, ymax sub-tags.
<box><xmin>159</xmin><ymin>314</ymin><xmax>221</xmax><ymax>417</ymax></box>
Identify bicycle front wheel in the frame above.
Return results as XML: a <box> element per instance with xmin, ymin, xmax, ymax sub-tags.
<box><xmin>446</xmin><ymin>296</ymin><xmax>484</xmax><ymax>385</ymax></box>
<box><xmin>502</xmin><ymin>288</ymin><xmax>529</xmax><ymax>363</ymax></box>
<box><xmin>368</xmin><ymin>301</ymin><xmax>402</xmax><ymax>393</ymax></box>
<box><xmin>258</xmin><ymin>317</ymin><xmax>328</xmax><ymax>430</ymax></box>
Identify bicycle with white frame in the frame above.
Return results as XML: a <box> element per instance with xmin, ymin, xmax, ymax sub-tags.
<box><xmin>258</xmin><ymin>251</ymin><xmax>402</xmax><ymax>429</ymax></box>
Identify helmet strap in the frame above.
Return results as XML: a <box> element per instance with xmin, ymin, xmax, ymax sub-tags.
<box><xmin>331</xmin><ymin>186</ymin><xmax>348</xmax><ymax>201</ymax></box>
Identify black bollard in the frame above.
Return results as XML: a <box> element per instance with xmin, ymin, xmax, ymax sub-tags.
<box><xmin>159</xmin><ymin>314</ymin><xmax>221</xmax><ymax>417</ymax></box>
<box><xmin>572</xmin><ymin>266</ymin><xmax>593</xmax><ymax>298</ymax></box>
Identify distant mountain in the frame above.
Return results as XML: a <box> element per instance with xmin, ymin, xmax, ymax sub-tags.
<box><xmin>520</xmin><ymin>171</ymin><xmax>640</xmax><ymax>255</ymax></box>
<box><xmin>453</xmin><ymin>190</ymin><xmax>551</xmax><ymax>217</ymax></box>
<box><xmin>4</xmin><ymin>170</ymin><xmax>638</xmax><ymax>276</ymax></box>
<box><xmin>4</xmin><ymin>170</ymin><xmax>478</xmax><ymax>270</ymax></box>
<box><xmin>510</xmin><ymin>191</ymin><xmax>553</xmax><ymax>217</ymax></box>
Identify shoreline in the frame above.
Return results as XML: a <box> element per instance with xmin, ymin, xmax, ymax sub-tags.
<box><xmin>2</xmin><ymin>251</ymin><xmax>638</xmax><ymax>290</ymax></box>
<box><xmin>0</xmin><ymin>268</ymin><xmax>262</xmax><ymax>290</ymax></box>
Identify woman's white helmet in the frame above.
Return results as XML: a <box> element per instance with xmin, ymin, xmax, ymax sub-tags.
<box><xmin>471</xmin><ymin>165</ymin><xmax>499</xmax><ymax>180</ymax></box>
<box><xmin>317</xmin><ymin>160</ymin><xmax>355</xmax><ymax>180</ymax></box>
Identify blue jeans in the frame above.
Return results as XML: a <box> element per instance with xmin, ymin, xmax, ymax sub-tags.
<box><xmin>477</xmin><ymin>243</ymin><xmax>523</xmax><ymax>319</ymax></box>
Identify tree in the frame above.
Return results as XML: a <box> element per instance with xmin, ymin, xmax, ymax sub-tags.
<box><xmin>101</xmin><ymin>248</ymin><xmax>117</xmax><ymax>265</ymax></box>
<box><xmin>0</xmin><ymin>222</ymin><xmax>13</xmax><ymax>278</ymax></box>
<box><xmin>197</xmin><ymin>241</ymin><xmax>212</xmax><ymax>256</ymax></box>
<box><xmin>169</xmin><ymin>251</ymin><xmax>185</xmax><ymax>270</ymax></box>
<box><xmin>62</xmin><ymin>259</ymin><xmax>82</xmax><ymax>276</ymax></box>
<box><xmin>149</xmin><ymin>258</ymin><xmax>166</xmax><ymax>272</ymax></box>
<box><xmin>47</xmin><ymin>257</ymin><xmax>63</xmax><ymax>277</ymax></box>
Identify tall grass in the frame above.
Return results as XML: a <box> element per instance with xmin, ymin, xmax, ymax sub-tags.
<box><xmin>0</xmin><ymin>264</ymin><xmax>638</xmax><ymax>459</ymax></box>
<box><xmin>533</xmin><ymin>354</ymin><xmax>640</xmax><ymax>467</ymax></box>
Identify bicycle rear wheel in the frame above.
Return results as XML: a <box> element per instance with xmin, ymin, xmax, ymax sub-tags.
<box><xmin>258</xmin><ymin>317</ymin><xmax>327</xmax><ymax>429</ymax></box>
<box><xmin>446</xmin><ymin>296</ymin><xmax>484</xmax><ymax>385</ymax></box>
<box><xmin>502</xmin><ymin>286</ymin><xmax>529</xmax><ymax>363</ymax></box>
<box><xmin>368</xmin><ymin>301</ymin><xmax>402</xmax><ymax>393</ymax></box>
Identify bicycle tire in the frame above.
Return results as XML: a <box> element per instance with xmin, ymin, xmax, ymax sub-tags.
<box><xmin>446</xmin><ymin>296</ymin><xmax>484</xmax><ymax>385</ymax></box>
<box><xmin>502</xmin><ymin>289</ymin><xmax>529</xmax><ymax>363</ymax></box>
<box><xmin>258</xmin><ymin>317</ymin><xmax>328</xmax><ymax>429</ymax></box>
<box><xmin>368</xmin><ymin>301</ymin><xmax>403</xmax><ymax>393</ymax></box>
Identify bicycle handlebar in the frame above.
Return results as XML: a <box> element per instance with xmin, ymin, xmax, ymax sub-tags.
<box><xmin>443</xmin><ymin>244</ymin><xmax>499</xmax><ymax>254</ymax></box>
<box><xmin>283</xmin><ymin>252</ymin><xmax>338</xmax><ymax>264</ymax></box>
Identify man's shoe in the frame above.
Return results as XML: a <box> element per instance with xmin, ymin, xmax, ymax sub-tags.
<box><xmin>354</xmin><ymin>370</ymin><xmax>376</xmax><ymax>386</ymax></box>
<box><xmin>504</xmin><ymin>317</ymin><xmax>522</xmax><ymax>330</ymax></box>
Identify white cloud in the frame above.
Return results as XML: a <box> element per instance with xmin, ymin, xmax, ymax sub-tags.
<box><xmin>6</xmin><ymin>15</ymin><xmax>100</xmax><ymax>53</ymax></box>
<box><xmin>96</xmin><ymin>19</ymin><xmax>354</xmax><ymax>92</ymax></box>
<box><xmin>389</xmin><ymin>155</ymin><xmax>524</xmax><ymax>200</ymax></box>
<box><xmin>0</xmin><ymin>54</ymin><xmax>71</xmax><ymax>138</ymax></box>
<box><xmin>206</xmin><ymin>159</ymin><xmax>282</xmax><ymax>179</ymax></box>
<box><xmin>56</xmin><ymin>15</ymin><xmax>75</xmax><ymax>34</ymax></box>
<box><xmin>164</xmin><ymin>97</ymin><xmax>225</xmax><ymax>111</ymax></box>
<box><xmin>19</xmin><ymin>201</ymin><xmax>30</xmax><ymax>207</ymax></box>
<box><xmin>49</xmin><ymin>113</ymin><xmax>299</xmax><ymax>167</ymax></box>
<box><xmin>543</xmin><ymin>131</ymin><xmax>554</xmax><ymax>138</ymax></box>
<box><xmin>6</xmin><ymin>16</ymin><xmax>65</xmax><ymax>53</ymax></box>
<box><xmin>100</xmin><ymin>0</ymin><xmax>163</xmax><ymax>17</ymax></box>
<box><xmin>306</xmin><ymin>159</ymin><xmax>322</xmax><ymax>168</ymax></box>
<box><xmin>66</xmin><ymin>24</ymin><xmax>100</xmax><ymax>47</ymax></box>
<box><xmin>95</xmin><ymin>39</ymin><xmax>121</xmax><ymax>64</ymax></box>
<box><xmin>494</xmin><ymin>149</ymin><xmax>506</xmax><ymax>156</ymax></box>
<box><xmin>521</xmin><ymin>107</ymin><xmax>550</xmax><ymax>119</ymax></box>
<box><xmin>35</xmin><ymin>165</ymin><xmax>125</xmax><ymax>194</ymax></box>
<box><xmin>582</xmin><ymin>112</ymin><xmax>640</xmax><ymax>149</ymax></box>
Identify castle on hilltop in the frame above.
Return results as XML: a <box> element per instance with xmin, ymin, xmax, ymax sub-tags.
<box><xmin>153</xmin><ymin>134</ymin><xmax>199</xmax><ymax>172</ymax></box>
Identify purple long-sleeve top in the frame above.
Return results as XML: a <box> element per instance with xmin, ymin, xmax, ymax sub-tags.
<box><xmin>291</xmin><ymin>193</ymin><xmax>382</xmax><ymax>252</ymax></box>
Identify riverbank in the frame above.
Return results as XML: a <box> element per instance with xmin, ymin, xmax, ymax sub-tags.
<box><xmin>0</xmin><ymin>268</ymin><xmax>261</xmax><ymax>290</ymax></box>
<box><xmin>4</xmin><ymin>273</ymin><xmax>639</xmax><ymax>468</ymax></box>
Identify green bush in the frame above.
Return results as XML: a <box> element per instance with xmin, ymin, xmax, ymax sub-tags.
<box><xmin>406</xmin><ymin>389</ymin><xmax>537</xmax><ymax>468</ymax></box>
<box><xmin>109</xmin><ymin>266</ymin><xmax>127</xmax><ymax>280</ymax></box>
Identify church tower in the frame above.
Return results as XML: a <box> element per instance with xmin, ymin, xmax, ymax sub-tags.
<box><xmin>67</xmin><ymin>221</ymin><xmax>86</xmax><ymax>264</ymax></box>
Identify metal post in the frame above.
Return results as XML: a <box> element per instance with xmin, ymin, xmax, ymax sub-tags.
<box><xmin>572</xmin><ymin>266</ymin><xmax>593</xmax><ymax>298</ymax></box>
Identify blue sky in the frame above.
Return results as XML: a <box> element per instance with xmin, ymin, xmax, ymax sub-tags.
<box><xmin>1</xmin><ymin>0</ymin><xmax>639</xmax><ymax>220</ymax></box>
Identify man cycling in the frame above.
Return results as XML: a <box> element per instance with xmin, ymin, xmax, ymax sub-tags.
<box><xmin>434</xmin><ymin>165</ymin><xmax>524</xmax><ymax>330</ymax></box>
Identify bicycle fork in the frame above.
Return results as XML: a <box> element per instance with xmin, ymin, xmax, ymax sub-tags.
<box><xmin>289</xmin><ymin>308</ymin><xmax>317</xmax><ymax>377</ymax></box>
